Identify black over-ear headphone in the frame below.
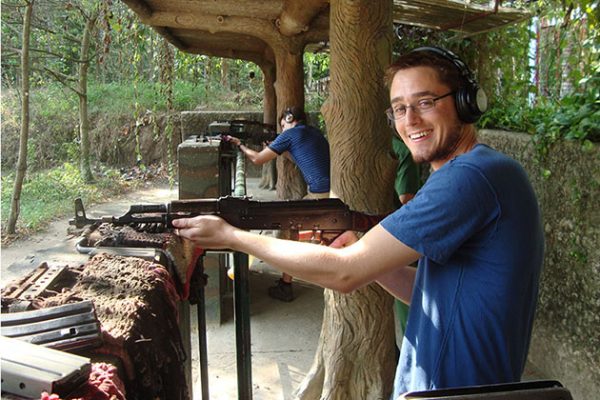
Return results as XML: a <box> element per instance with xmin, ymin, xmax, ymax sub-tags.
<box><xmin>283</xmin><ymin>109</ymin><xmax>295</xmax><ymax>123</ymax></box>
<box><xmin>411</xmin><ymin>46</ymin><xmax>488</xmax><ymax>123</ymax></box>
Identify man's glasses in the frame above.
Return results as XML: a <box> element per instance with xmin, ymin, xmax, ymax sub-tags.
<box><xmin>386</xmin><ymin>91</ymin><xmax>454</xmax><ymax>121</ymax></box>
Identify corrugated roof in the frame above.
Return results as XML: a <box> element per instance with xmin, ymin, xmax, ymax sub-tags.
<box><xmin>393</xmin><ymin>0</ymin><xmax>530</xmax><ymax>36</ymax></box>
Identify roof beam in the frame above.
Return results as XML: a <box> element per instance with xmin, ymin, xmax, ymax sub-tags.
<box><xmin>276</xmin><ymin>0</ymin><xmax>329</xmax><ymax>36</ymax></box>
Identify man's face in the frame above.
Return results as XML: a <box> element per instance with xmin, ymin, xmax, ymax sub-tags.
<box><xmin>389</xmin><ymin>66</ymin><xmax>463</xmax><ymax>170</ymax></box>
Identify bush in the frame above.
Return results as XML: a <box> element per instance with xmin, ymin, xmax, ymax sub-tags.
<box><xmin>1</xmin><ymin>163</ymin><xmax>139</xmax><ymax>237</ymax></box>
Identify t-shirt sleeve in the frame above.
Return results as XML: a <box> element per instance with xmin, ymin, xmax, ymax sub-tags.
<box><xmin>381</xmin><ymin>163</ymin><xmax>500</xmax><ymax>264</ymax></box>
<box><xmin>268</xmin><ymin>132</ymin><xmax>292</xmax><ymax>155</ymax></box>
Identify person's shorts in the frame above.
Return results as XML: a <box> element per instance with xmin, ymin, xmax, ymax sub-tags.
<box><xmin>305</xmin><ymin>191</ymin><xmax>330</xmax><ymax>200</ymax></box>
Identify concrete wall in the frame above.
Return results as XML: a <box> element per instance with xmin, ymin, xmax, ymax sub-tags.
<box><xmin>479</xmin><ymin>129</ymin><xmax>599</xmax><ymax>400</ymax></box>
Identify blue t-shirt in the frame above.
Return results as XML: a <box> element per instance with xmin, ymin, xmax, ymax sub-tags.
<box><xmin>268</xmin><ymin>124</ymin><xmax>330</xmax><ymax>193</ymax></box>
<box><xmin>380</xmin><ymin>144</ymin><xmax>544</xmax><ymax>397</ymax></box>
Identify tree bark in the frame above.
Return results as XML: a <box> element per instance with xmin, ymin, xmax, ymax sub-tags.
<box><xmin>297</xmin><ymin>287</ymin><xmax>396</xmax><ymax>399</ymax></box>
<box><xmin>273</xmin><ymin>46</ymin><xmax>307</xmax><ymax>200</ymax></box>
<box><xmin>221</xmin><ymin>57</ymin><xmax>230</xmax><ymax>90</ymax></box>
<box><xmin>79</xmin><ymin>13</ymin><xmax>97</xmax><ymax>183</ymax></box>
<box><xmin>260</xmin><ymin>62</ymin><xmax>278</xmax><ymax>190</ymax></box>
<box><xmin>7</xmin><ymin>0</ymin><xmax>34</xmax><ymax>235</ymax></box>
<box><xmin>295</xmin><ymin>0</ymin><xmax>398</xmax><ymax>398</ymax></box>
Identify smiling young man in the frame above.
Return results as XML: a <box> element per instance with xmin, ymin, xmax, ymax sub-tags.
<box><xmin>173</xmin><ymin>48</ymin><xmax>544</xmax><ymax>398</ymax></box>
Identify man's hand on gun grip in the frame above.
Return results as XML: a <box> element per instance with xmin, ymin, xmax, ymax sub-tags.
<box><xmin>172</xmin><ymin>215</ymin><xmax>236</xmax><ymax>250</ymax></box>
<box><xmin>223</xmin><ymin>135</ymin><xmax>241</xmax><ymax>146</ymax></box>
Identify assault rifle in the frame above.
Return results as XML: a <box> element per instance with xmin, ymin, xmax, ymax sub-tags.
<box><xmin>208</xmin><ymin>120</ymin><xmax>277</xmax><ymax>146</ymax></box>
<box><xmin>69</xmin><ymin>196</ymin><xmax>384</xmax><ymax>243</ymax></box>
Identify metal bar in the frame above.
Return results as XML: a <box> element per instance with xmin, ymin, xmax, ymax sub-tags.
<box><xmin>219</xmin><ymin>142</ymin><xmax>234</xmax><ymax>197</ymax></box>
<box><xmin>1</xmin><ymin>312</ymin><xmax>98</xmax><ymax>337</ymax></box>
<box><xmin>1</xmin><ymin>300</ymin><xmax>95</xmax><ymax>326</ymax></box>
<box><xmin>1</xmin><ymin>336</ymin><xmax>91</xmax><ymax>398</ymax></box>
<box><xmin>196</xmin><ymin>257</ymin><xmax>210</xmax><ymax>400</ymax></box>
<box><xmin>233</xmin><ymin>252</ymin><xmax>252</xmax><ymax>400</ymax></box>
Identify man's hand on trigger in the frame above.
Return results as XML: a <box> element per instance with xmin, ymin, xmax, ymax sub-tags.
<box><xmin>172</xmin><ymin>215</ymin><xmax>236</xmax><ymax>250</ymax></box>
<box><xmin>329</xmin><ymin>231</ymin><xmax>359</xmax><ymax>248</ymax></box>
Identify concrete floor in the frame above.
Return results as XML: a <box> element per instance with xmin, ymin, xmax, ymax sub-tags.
<box><xmin>190</xmin><ymin>270</ymin><xmax>323</xmax><ymax>400</ymax></box>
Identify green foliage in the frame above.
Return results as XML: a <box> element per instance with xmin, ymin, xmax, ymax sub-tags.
<box><xmin>1</xmin><ymin>86</ymin><xmax>79</xmax><ymax>171</ymax></box>
<box><xmin>478</xmin><ymin>6</ymin><xmax>599</xmax><ymax>151</ymax></box>
<box><xmin>532</xmin><ymin>75</ymin><xmax>600</xmax><ymax>158</ymax></box>
<box><xmin>304</xmin><ymin>52</ymin><xmax>330</xmax><ymax>82</ymax></box>
<box><xmin>1</xmin><ymin>163</ymin><xmax>137</xmax><ymax>235</ymax></box>
<box><xmin>86</xmin><ymin>81</ymin><xmax>207</xmax><ymax>116</ymax></box>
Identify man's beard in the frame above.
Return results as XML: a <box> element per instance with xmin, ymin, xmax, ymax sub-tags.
<box><xmin>412</xmin><ymin>124</ymin><xmax>463</xmax><ymax>164</ymax></box>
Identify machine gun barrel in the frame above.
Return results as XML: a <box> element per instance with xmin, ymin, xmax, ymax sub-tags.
<box><xmin>208</xmin><ymin>119</ymin><xmax>277</xmax><ymax>146</ymax></box>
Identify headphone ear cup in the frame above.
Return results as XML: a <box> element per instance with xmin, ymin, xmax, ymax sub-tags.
<box><xmin>455</xmin><ymin>85</ymin><xmax>486</xmax><ymax>124</ymax></box>
<box><xmin>454</xmin><ymin>88</ymin><xmax>472</xmax><ymax>123</ymax></box>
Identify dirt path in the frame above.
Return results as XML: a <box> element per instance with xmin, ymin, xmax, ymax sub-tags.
<box><xmin>1</xmin><ymin>183</ymin><xmax>178</xmax><ymax>288</ymax></box>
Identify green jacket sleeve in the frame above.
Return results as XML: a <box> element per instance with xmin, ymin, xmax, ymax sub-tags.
<box><xmin>392</xmin><ymin>136</ymin><xmax>420</xmax><ymax>196</ymax></box>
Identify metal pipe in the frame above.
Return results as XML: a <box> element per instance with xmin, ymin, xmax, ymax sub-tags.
<box><xmin>234</xmin><ymin>149</ymin><xmax>247</xmax><ymax>197</ymax></box>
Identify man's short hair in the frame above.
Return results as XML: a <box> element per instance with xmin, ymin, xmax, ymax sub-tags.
<box><xmin>280</xmin><ymin>106</ymin><xmax>306</xmax><ymax>124</ymax></box>
<box><xmin>384</xmin><ymin>50</ymin><xmax>467</xmax><ymax>92</ymax></box>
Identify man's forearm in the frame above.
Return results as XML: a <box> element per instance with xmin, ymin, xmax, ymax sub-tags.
<box><xmin>239</xmin><ymin>144</ymin><xmax>277</xmax><ymax>165</ymax></box>
<box><xmin>230</xmin><ymin>229</ymin><xmax>361</xmax><ymax>292</ymax></box>
<box><xmin>375</xmin><ymin>265</ymin><xmax>417</xmax><ymax>304</ymax></box>
<box><xmin>229</xmin><ymin>225</ymin><xmax>420</xmax><ymax>294</ymax></box>
<box><xmin>238</xmin><ymin>144</ymin><xmax>262</xmax><ymax>164</ymax></box>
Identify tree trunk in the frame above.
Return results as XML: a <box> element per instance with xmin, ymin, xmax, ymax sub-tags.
<box><xmin>260</xmin><ymin>62</ymin><xmax>277</xmax><ymax>190</ymax></box>
<box><xmin>221</xmin><ymin>57</ymin><xmax>230</xmax><ymax>90</ymax></box>
<box><xmin>274</xmin><ymin>47</ymin><xmax>307</xmax><ymax>200</ymax></box>
<box><xmin>295</xmin><ymin>0</ymin><xmax>398</xmax><ymax>398</ymax></box>
<box><xmin>559</xmin><ymin>30</ymin><xmax>575</xmax><ymax>98</ymax></box>
<box><xmin>79</xmin><ymin>14</ymin><xmax>97</xmax><ymax>183</ymax></box>
<box><xmin>7</xmin><ymin>0</ymin><xmax>34</xmax><ymax>235</ymax></box>
<box><xmin>297</xmin><ymin>288</ymin><xmax>396</xmax><ymax>399</ymax></box>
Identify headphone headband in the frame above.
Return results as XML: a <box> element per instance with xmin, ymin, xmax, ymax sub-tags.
<box><xmin>412</xmin><ymin>46</ymin><xmax>476</xmax><ymax>87</ymax></box>
<box><xmin>410</xmin><ymin>46</ymin><xmax>487</xmax><ymax>123</ymax></box>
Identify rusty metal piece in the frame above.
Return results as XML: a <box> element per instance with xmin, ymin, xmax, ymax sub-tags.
<box><xmin>3</xmin><ymin>262</ymin><xmax>68</xmax><ymax>303</ymax></box>
<box><xmin>86</xmin><ymin>224</ymin><xmax>173</xmax><ymax>248</ymax></box>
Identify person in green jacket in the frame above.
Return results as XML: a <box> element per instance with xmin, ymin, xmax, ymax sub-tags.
<box><xmin>391</xmin><ymin>135</ymin><xmax>421</xmax><ymax>348</ymax></box>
